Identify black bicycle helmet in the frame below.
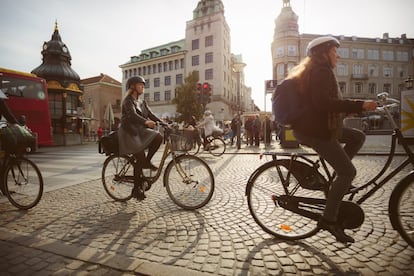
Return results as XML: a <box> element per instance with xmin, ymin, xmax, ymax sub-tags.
<box><xmin>306</xmin><ymin>36</ymin><xmax>340</xmax><ymax>57</ymax></box>
<box><xmin>126</xmin><ymin>76</ymin><xmax>145</xmax><ymax>89</ymax></box>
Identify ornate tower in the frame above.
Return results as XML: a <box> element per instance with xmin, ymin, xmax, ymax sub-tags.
<box><xmin>32</xmin><ymin>22</ymin><xmax>83</xmax><ymax>145</ymax></box>
<box><xmin>271</xmin><ymin>0</ymin><xmax>301</xmax><ymax>81</ymax></box>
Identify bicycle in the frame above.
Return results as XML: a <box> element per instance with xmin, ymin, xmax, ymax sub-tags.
<box><xmin>100</xmin><ymin>124</ymin><xmax>215</xmax><ymax>210</ymax></box>
<box><xmin>185</xmin><ymin>128</ymin><xmax>226</xmax><ymax>156</ymax></box>
<box><xmin>245</xmin><ymin>92</ymin><xmax>414</xmax><ymax>247</ymax></box>
<box><xmin>0</xmin><ymin>148</ymin><xmax>43</xmax><ymax>210</ymax></box>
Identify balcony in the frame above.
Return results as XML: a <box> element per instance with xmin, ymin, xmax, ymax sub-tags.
<box><xmin>351</xmin><ymin>74</ymin><xmax>369</xmax><ymax>80</ymax></box>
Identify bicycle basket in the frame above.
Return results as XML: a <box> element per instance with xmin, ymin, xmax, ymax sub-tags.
<box><xmin>98</xmin><ymin>131</ymin><xmax>119</xmax><ymax>155</ymax></box>
<box><xmin>170</xmin><ymin>130</ymin><xmax>193</xmax><ymax>152</ymax></box>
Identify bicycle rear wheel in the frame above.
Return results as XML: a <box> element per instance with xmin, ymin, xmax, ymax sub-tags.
<box><xmin>208</xmin><ymin>137</ymin><xmax>226</xmax><ymax>156</ymax></box>
<box><xmin>102</xmin><ymin>155</ymin><xmax>134</xmax><ymax>201</ymax></box>
<box><xmin>389</xmin><ymin>174</ymin><xmax>414</xmax><ymax>247</ymax></box>
<box><xmin>4</xmin><ymin>156</ymin><xmax>43</xmax><ymax>210</ymax></box>
<box><xmin>164</xmin><ymin>155</ymin><xmax>214</xmax><ymax>210</ymax></box>
<box><xmin>246</xmin><ymin>159</ymin><xmax>325</xmax><ymax>240</ymax></box>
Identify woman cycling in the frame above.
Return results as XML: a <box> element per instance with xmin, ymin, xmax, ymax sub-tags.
<box><xmin>118</xmin><ymin>76</ymin><xmax>163</xmax><ymax>199</ymax></box>
<box><xmin>289</xmin><ymin>36</ymin><xmax>377</xmax><ymax>243</ymax></box>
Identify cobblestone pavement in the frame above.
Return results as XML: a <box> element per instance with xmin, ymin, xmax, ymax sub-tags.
<box><xmin>0</xmin><ymin>150</ymin><xmax>413</xmax><ymax>275</ymax></box>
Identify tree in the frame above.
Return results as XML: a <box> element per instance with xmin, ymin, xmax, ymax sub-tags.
<box><xmin>172</xmin><ymin>71</ymin><xmax>203</xmax><ymax>123</ymax></box>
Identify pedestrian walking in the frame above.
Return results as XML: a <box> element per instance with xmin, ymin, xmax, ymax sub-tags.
<box><xmin>253</xmin><ymin>115</ymin><xmax>261</xmax><ymax>146</ymax></box>
<box><xmin>230</xmin><ymin>114</ymin><xmax>240</xmax><ymax>146</ymax></box>
<box><xmin>263</xmin><ymin>115</ymin><xmax>272</xmax><ymax>146</ymax></box>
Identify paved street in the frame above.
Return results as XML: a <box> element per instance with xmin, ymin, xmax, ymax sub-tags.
<box><xmin>0</xmin><ymin>136</ymin><xmax>413</xmax><ymax>275</ymax></box>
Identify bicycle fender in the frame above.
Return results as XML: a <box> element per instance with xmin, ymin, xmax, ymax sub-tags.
<box><xmin>245</xmin><ymin>160</ymin><xmax>279</xmax><ymax>196</ymax></box>
<box><xmin>388</xmin><ymin>170</ymin><xmax>414</xmax><ymax>230</ymax></box>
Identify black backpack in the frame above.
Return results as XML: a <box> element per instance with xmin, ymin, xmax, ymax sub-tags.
<box><xmin>272</xmin><ymin>78</ymin><xmax>307</xmax><ymax>127</ymax></box>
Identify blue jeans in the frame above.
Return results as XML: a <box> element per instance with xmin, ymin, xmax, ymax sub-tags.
<box><xmin>293</xmin><ymin>127</ymin><xmax>365</xmax><ymax>221</ymax></box>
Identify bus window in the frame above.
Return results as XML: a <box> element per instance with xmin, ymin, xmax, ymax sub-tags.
<box><xmin>0</xmin><ymin>68</ymin><xmax>53</xmax><ymax>147</ymax></box>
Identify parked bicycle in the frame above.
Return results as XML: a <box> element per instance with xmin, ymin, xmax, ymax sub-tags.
<box><xmin>185</xmin><ymin>127</ymin><xmax>226</xmax><ymax>156</ymax></box>
<box><xmin>245</xmin><ymin>92</ymin><xmax>414</xmax><ymax>247</ymax></box>
<box><xmin>0</xmin><ymin>124</ymin><xmax>43</xmax><ymax>210</ymax></box>
<box><xmin>100</xmin><ymin>124</ymin><xmax>215</xmax><ymax>210</ymax></box>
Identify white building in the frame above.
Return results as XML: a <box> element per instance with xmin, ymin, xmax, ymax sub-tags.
<box><xmin>120</xmin><ymin>0</ymin><xmax>254</xmax><ymax>121</ymax></box>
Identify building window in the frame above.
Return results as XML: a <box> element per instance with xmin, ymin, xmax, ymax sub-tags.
<box><xmin>367</xmin><ymin>49</ymin><xmax>379</xmax><ymax>60</ymax></box>
<box><xmin>192</xmin><ymin>55</ymin><xmax>199</xmax><ymax>66</ymax></box>
<box><xmin>158</xmin><ymin>63</ymin><xmax>162</xmax><ymax>73</ymax></box>
<box><xmin>143</xmin><ymin>67</ymin><xmax>146</xmax><ymax>75</ymax></box>
<box><xmin>368</xmin><ymin>83</ymin><xmax>377</xmax><ymax>94</ymax></box>
<box><xmin>165</xmin><ymin>90</ymin><xmax>171</xmax><ymax>101</ymax></box>
<box><xmin>176</xmin><ymin>74</ymin><xmax>183</xmax><ymax>85</ymax></box>
<box><xmin>205</xmin><ymin>52</ymin><xmax>213</xmax><ymax>63</ymax></box>
<box><xmin>354</xmin><ymin>82</ymin><xmax>363</xmax><ymax>94</ymax></box>
<box><xmin>205</xmin><ymin>35</ymin><xmax>213</xmax><ymax>47</ymax></box>
<box><xmin>192</xmin><ymin>39</ymin><xmax>199</xmax><ymax>50</ymax></box>
<box><xmin>169</xmin><ymin>61</ymin><xmax>173</xmax><ymax>71</ymax></box>
<box><xmin>276</xmin><ymin>46</ymin><xmax>284</xmax><ymax>57</ymax></box>
<box><xmin>144</xmin><ymin>93</ymin><xmax>150</xmax><ymax>102</ymax></box>
<box><xmin>382</xmin><ymin>50</ymin><xmax>394</xmax><ymax>61</ymax></box>
<box><xmin>153</xmin><ymin>64</ymin><xmax>157</xmax><ymax>74</ymax></box>
<box><xmin>383</xmin><ymin>65</ymin><xmax>393</xmax><ymax>77</ymax></box>
<box><xmin>396</xmin><ymin>51</ymin><xmax>409</xmax><ymax>61</ymax></box>
<box><xmin>287</xmin><ymin>45</ymin><xmax>297</xmax><ymax>56</ymax></box>
<box><xmin>154</xmin><ymin>92</ymin><xmax>160</xmax><ymax>102</ymax></box>
<box><xmin>164</xmin><ymin>62</ymin><xmax>168</xmax><ymax>72</ymax></box>
<box><xmin>368</xmin><ymin>64</ymin><xmax>378</xmax><ymax>77</ymax></box>
<box><xmin>338</xmin><ymin>82</ymin><xmax>346</xmax><ymax>94</ymax></box>
<box><xmin>174</xmin><ymin>59</ymin><xmax>179</xmax><ymax>70</ymax></box>
<box><xmin>276</xmin><ymin>63</ymin><xmax>284</xmax><ymax>76</ymax></box>
<box><xmin>205</xmin><ymin>69</ymin><xmax>213</xmax><ymax>80</ymax></box>
<box><xmin>148</xmin><ymin>65</ymin><xmax>151</xmax><ymax>75</ymax></box>
<box><xmin>383</xmin><ymin>83</ymin><xmax>391</xmax><ymax>93</ymax></box>
<box><xmin>337</xmin><ymin>63</ymin><xmax>348</xmax><ymax>76</ymax></box>
<box><xmin>154</xmin><ymin>78</ymin><xmax>160</xmax><ymax>87</ymax></box>
<box><xmin>352</xmin><ymin>64</ymin><xmax>363</xmax><ymax>75</ymax></box>
<box><xmin>351</xmin><ymin>48</ymin><xmax>364</xmax><ymax>59</ymax></box>
<box><xmin>165</xmin><ymin>76</ymin><xmax>171</xmax><ymax>86</ymax></box>
<box><xmin>180</xmin><ymin>58</ymin><xmax>185</xmax><ymax>69</ymax></box>
<box><xmin>338</xmin><ymin>48</ymin><xmax>349</xmax><ymax>58</ymax></box>
<box><xmin>145</xmin><ymin>79</ymin><xmax>150</xmax><ymax>89</ymax></box>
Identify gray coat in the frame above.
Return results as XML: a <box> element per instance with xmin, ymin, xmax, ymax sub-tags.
<box><xmin>118</xmin><ymin>95</ymin><xmax>161</xmax><ymax>155</ymax></box>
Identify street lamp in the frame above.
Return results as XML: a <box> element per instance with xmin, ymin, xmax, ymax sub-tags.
<box><xmin>233</xmin><ymin>61</ymin><xmax>246</xmax><ymax>149</ymax></box>
<box><xmin>405</xmin><ymin>76</ymin><xmax>413</xmax><ymax>90</ymax></box>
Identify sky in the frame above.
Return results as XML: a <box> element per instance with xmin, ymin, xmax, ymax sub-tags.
<box><xmin>1</xmin><ymin>0</ymin><xmax>413</xmax><ymax>110</ymax></box>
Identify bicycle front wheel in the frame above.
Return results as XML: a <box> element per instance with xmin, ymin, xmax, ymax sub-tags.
<box><xmin>389</xmin><ymin>174</ymin><xmax>414</xmax><ymax>248</ymax></box>
<box><xmin>4</xmin><ymin>156</ymin><xmax>43</xmax><ymax>210</ymax></box>
<box><xmin>102</xmin><ymin>155</ymin><xmax>134</xmax><ymax>202</ymax></box>
<box><xmin>186</xmin><ymin>140</ymin><xmax>200</xmax><ymax>155</ymax></box>
<box><xmin>208</xmin><ymin>137</ymin><xmax>226</xmax><ymax>156</ymax></box>
<box><xmin>246</xmin><ymin>160</ymin><xmax>324</xmax><ymax>240</ymax></box>
<box><xmin>164</xmin><ymin>155</ymin><xmax>214</xmax><ymax>210</ymax></box>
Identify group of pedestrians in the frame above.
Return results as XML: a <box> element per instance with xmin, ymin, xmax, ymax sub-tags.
<box><xmin>229</xmin><ymin>114</ymin><xmax>277</xmax><ymax>147</ymax></box>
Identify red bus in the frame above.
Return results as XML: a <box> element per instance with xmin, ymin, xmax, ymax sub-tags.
<box><xmin>0</xmin><ymin>68</ymin><xmax>53</xmax><ymax>147</ymax></box>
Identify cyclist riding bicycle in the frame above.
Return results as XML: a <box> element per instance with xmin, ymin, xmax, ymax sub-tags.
<box><xmin>118</xmin><ymin>76</ymin><xmax>163</xmax><ymax>199</ymax></box>
<box><xmin>289</xmin><ymin>36</ymin><xmax>377</xmax><ymax>243</ymax></box>
<box><xmin>197</xmin><ymin>110</ymin><xmax>223</xmax><ymax>149</ymax></box>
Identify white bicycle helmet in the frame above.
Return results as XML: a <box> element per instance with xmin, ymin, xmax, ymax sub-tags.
<box><xmin>306</xmin><ymin>36</ymin><xmax>340</xmax><ymax>56</ymax></box>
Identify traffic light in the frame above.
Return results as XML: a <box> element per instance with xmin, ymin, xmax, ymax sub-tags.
<box><xmin>203</xmin><ymin>82</ymin><xmax>212</xmax><ymax>103</ymax></box>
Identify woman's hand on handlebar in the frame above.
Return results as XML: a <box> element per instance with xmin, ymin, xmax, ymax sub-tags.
<box><xmin>362</xmin><ymin>100</ymin><xmax>378</xmax><ymax>111</ymax></box>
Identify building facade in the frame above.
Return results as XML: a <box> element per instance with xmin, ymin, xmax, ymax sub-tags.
<box><xmin>81</xmin><ymin>74</ymin><xmax>122</xmax><ymax>139</ymax></box>
<box><xmin>119</xmin><ymin>0</ymin><xmax>254</xmax><ymax>122</ymax></box>
<box><xmin>272</xmin><ymin>0</ymin><xmax>414</xmax><ymax>102</ymax></box>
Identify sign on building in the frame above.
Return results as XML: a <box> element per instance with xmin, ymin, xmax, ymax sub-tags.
<box><xmin>265</xmin><ymin>80</ymin><xmax>277</xmax><ymax>94</ymax></box>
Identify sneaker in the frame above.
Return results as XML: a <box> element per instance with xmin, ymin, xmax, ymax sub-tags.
<box><xmin>318</xmin><ymin>218</ymin><xmax>355</xmax><ymax>244</ymax></box>
<box><xmin>132</xmin><ymin>183</ymin><xmax>146</xmax><ymax>201</ymax></box>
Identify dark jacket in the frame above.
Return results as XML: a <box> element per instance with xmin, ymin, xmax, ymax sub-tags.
<box><xmin>293</xmin><ymin>64</ymin><xmax>364</xmax><ymax>140</ymax></box>
<box><xmin>118</xmin><ymin>95</ymin><xmax>161</xmax><ymax>155</ymax></box>
<box><xmin>0</xmin><ymin>100</ymin><xmax>17</xmax><ymax>124</ymax></box>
